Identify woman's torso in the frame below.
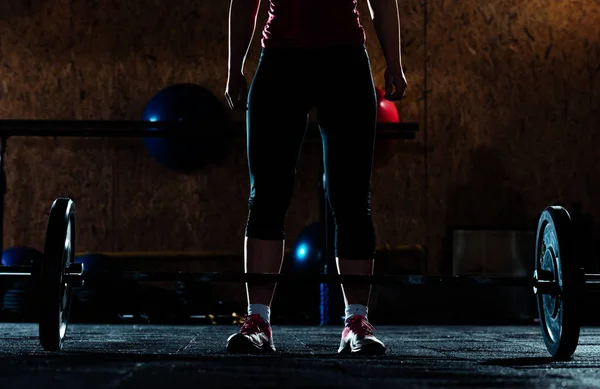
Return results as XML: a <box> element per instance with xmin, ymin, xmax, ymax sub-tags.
<box><xmin>261</xmin><ymin>0</ymin><xmax>365</xmax><ymax>49</ymax></box>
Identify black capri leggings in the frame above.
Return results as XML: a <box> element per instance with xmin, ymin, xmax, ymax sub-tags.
<box><xmin>245</xmin><ymin>44</ymin><xmax>377</xmax><ymax>260</ymax></box>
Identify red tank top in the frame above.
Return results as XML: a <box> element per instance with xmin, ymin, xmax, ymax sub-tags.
<box><xmin>261</xmin><ymin>0</ymin><xmax>366</xmax><ymax>48</ymax></box>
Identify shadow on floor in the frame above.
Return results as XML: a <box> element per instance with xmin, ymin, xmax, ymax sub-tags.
<box><xmin>480</xmin><ymin>357</ymin><xmax>582</xmax><ymax>366</ymax></box>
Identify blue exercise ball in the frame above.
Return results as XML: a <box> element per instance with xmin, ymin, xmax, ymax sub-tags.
<box><xmin>142</xmin><ymin>83</ymin><xmax>232</xmax><ymax>172</ymax></box>
<box><xmin>74</xmin><ymin>253</ymin><xmax>112</xmax><ymax>274</ymax></box>
<box><xmin>1</xmin><ymin>247</ymin><xmax>43</xmax><ymax>267</ymax></box>
<box><xmin>1</xmin><ymin>247</ymin><xmax>42</xmax><ymax>315</ymax></box>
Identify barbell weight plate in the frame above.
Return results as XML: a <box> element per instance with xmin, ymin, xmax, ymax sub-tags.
<box><xmin>535</xmin><ymin>206</ymin><xmax>581</xmax><ymax>359</ymax></box>
<box><xmin>39</xmin><ymin>198</ymin><xmax>76</xmax><ymax>352</ymax></box>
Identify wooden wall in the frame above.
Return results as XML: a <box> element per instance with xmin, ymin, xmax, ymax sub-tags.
<box><xmin>0</xmin><ymin>0</ymin><xmax>598</xmax><ymax>275</ymax></box>
<box><xmin>427</xmin><ymin>1</ymin><xmax>600</xmax><ymax>273</ymax></box>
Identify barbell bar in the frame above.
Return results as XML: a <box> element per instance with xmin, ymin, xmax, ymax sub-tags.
<box><xmin>0</xmin><ymin>265</ymin><xmax>572</xmax><ymax>288</ymax></box>
<box><xmin>0</xmin><ymin>120</ymin><xmax>418</xmax><ymax>139</ymax></box>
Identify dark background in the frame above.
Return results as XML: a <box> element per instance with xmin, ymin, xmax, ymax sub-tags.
<box><xmin>0</xmin><ymin>1</ymin><xmax>598</xmax><ymax>323</ymax></box>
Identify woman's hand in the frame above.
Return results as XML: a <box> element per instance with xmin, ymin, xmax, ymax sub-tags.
<box><xmin>384</xmin><ymin>65</ymin><xmax>407</xmax><ymax>101</ymax></box>
<box><xmin>225</xmin><ymin>72</ymin><xmax>248</xmax><ymax>110</ymax></box>
<box><xmin>367</xmin><ymin>0</ymin><xmax>406</xmax><ymax>100</ymax></box>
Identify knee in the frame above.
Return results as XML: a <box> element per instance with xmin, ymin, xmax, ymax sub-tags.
<box><xmin>330</xmin><ymin>198</ymin><xmax>375</xmax><ymax>259</ymax></box>
<box><xmin>334</xmin><ymin>214</ymin><xmax>375</xmax><ymax>259</ymax></box>
<box><xmin>330</xmin><ymin>191</ymin><xmax>375</xmax><ymax>260</ymax></box>
<box><xmin>329</xmin><ymin>191</ymin><xmax>372</xmax><ymax>223</ymax></box>
<box><xmin>245</xmin><ymin>194</ymin><xmax>289</xmax><ymax>240</ymax></box>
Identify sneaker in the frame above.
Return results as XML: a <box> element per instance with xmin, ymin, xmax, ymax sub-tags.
<box><xmin>226</xmin><ymin>314</ymin><xmax>276</xmax><ymax>353</ymax></box>
<box><xmin>338</xmin><ymin>315</ymin><xmax>386</xmax><ymax>355</ymax></box>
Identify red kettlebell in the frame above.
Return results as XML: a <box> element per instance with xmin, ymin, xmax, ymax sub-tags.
<box><xmin>374</xmin><ymin>87</ymin><xmax>401</xmax><ymax>168</ymax></box>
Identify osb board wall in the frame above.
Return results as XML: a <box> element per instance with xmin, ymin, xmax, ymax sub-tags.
<box><xmin>427</xmin><ymin>1</ymin><xmax>600</xmax><ymax>273</ymax></box>
<box><xmin>0</xmin><ymin>1</ymin><xmax>425</xmax><ymax>259</ymax></box>
<box><xmin>1</xmin><ymin>1</ymin><xmax>598</xmax><ymax>276</ymax></box>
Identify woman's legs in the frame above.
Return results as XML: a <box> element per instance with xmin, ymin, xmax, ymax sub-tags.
<box><xmin>227</xmin><ymin>48</ymin><xmax>312</xmax><ymax>353</ymax></box>
<box><xmin>244</xmin><ymin>49</ymin><xmax>311</xmax><ymax>312</ymax></box>
<box><xmin>316</xmin><ymin>45</ymin><xmax>384</xmax><ymax>354</ymax></box>
<box><xmin>316</xmin><ymin>45</ymin><xmax>378</xmax><ymax>306</ymax></box>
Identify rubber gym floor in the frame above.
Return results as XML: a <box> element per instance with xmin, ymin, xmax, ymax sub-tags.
<box><xmin>0</xmin><ymin>324</ymin><xmax>599</xmax><ymax>388</ymax></box>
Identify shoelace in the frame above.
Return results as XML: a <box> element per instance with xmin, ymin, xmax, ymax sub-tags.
<box><xmin>347</xmin><ymin>315</ymin><xmax>375</xmax><ymax>336</ymax></box>
<box><xmin>239</xmin><ymin>314</ymin><xmax>265</xmax><ymax>335</ymax></box>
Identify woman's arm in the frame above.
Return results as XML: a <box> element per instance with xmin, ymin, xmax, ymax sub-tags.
<box><xmin>366</xmin><ymin>0</ymin><xmax>402</xmax><ymax>69</ymax></box>
<box><xmin>228</xmin><ymin>0</ymin><xmax>262</xmax><ymax>75</ymax></box>
<box><xmin>366</xmin><ymin>0</ymin><xmax>406</xmax><ymax>99</ymax></box>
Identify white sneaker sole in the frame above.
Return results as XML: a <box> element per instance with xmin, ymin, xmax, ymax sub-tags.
<box><xmin>338</xmin><ymin>340</ymin><xmax>386</xmax><ymax>355</ymax></box>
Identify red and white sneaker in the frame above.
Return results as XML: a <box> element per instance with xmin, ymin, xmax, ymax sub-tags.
<box><xmin>226</xmin><ymin>314</ymin><xmax>276</xmax><ymax>353</ymax></box>
<box><xmin>338</xmin><ymin>315</ymin><xmax>386</xmax><ymax>355</ymax></box>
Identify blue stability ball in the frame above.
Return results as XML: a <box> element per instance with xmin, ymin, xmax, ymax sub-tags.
<box><xmin>74</xmin><ymin>253</ymin><xmax>112</xmax><ymax>274</ymax></box>
<box><xmin>142</xmin><ymin>83</ymin><xmax>232</xmax><ymax>172</ymax></box>
<box><xmin>1</xmin><ymin>247</ymin><xmax>43</xmax><ymax>267</ymax></box>
<box><xmin>291</xmin><ymin>222</ymin><xmax>324</xmax><ymax>273</ymax></box>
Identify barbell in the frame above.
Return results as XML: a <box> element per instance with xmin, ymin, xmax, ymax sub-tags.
<box><xmin>0</xmin><ymin>197</ymin><xmax>590</xmax><ymax>357</ymax></box>
<box><xmin>0</xmin><ymin>119</ymin><xmax>418</xmax><ymax>171</ymax></box>
<box><xmin>0</xmin><ymin>120</ymin><xmax>418</xmax><ymax>139</ymax></box>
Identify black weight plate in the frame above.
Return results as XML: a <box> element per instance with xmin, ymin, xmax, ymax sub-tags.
<box><xmin>535</xmin><ymin>206</ymin><xmax>581</xmax><ymax>359</ymax></box>
<box><xmin>39</xmin><ymin>198</ymin><xmax>76</xmax><ymax>352</ymax></box>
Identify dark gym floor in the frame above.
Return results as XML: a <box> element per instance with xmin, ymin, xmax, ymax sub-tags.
<box><xmin>1</xmin><ymin>324</ymin><xmax>600</xmax><ymax>389</ymax></box>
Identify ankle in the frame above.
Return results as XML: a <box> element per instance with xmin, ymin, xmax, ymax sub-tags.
<box><xmin>248</xmin><ymin>303</ymin><xmax>271</xmax><ymax>323</ymax></box>
<box><xmin>345</xmin><ymin>304</ymin><xmax>368</xmax><ymax>321</ymax></box>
